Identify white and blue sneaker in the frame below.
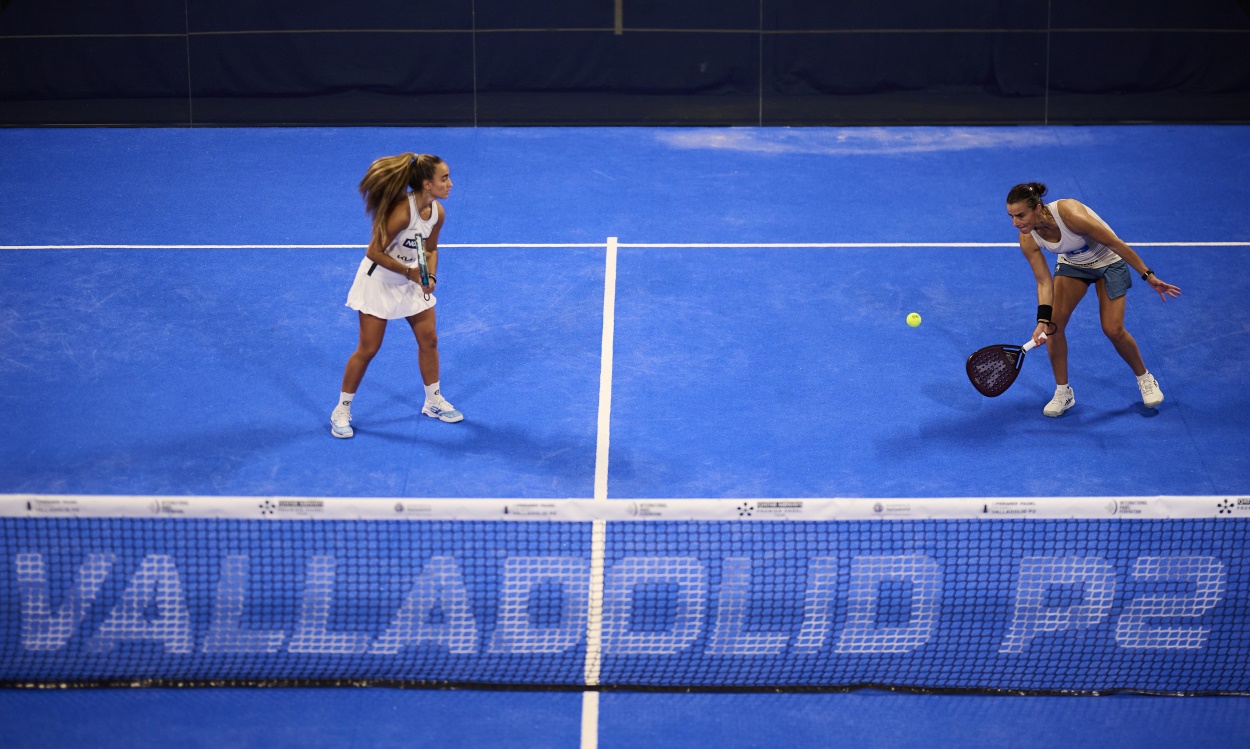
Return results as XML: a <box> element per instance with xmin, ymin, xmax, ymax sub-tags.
<box><xmin>1137</xmin><ymin>372</ymin><xmax>1163</xmax><ymax>409</ymax></box>
<box><xmin>422</xmin><ymin>396</ymin><xmax>464</xmax><ymax>423</ymax></box>
<box><xmin>1043</xmin><ymin>385</ymin><xmax>1075</xmax><ymax>417</ymax></box>
<box><xmin>330</xmin><ymin>404</ymin><xmax>354</xmax><ymax>438</ymax></box>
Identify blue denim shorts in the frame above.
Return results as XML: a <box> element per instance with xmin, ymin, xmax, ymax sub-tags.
<box><xmin>1054</xmin><ymin>259</ymin><xmax>1132</xmax><ymax>300</ymax></box>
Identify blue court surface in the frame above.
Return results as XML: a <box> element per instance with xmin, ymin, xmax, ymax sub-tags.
<box><xmin>2</xmin><ymin>125</ymin><xmax>1249</xmax><ymax>747</ymax></box>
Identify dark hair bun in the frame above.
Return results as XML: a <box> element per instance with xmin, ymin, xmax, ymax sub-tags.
<box><xmin>1007</xmin><ymin>182</ymin><xmax>1048</xmax><ymax>206</ymax></box>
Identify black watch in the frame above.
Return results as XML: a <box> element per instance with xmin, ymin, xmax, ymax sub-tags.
<box><xmin>1141</xmin><ymin>268</ymin><xmax>1155</xmax><ymax>281</ymax></box>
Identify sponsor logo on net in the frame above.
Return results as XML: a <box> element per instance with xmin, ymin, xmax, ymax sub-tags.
<box><xmin>502</xmin><ymin>503</ymin><xmax>560</xmax><ymax>518</ymax></box>
<box><xmin>259</xmin><ymin>500</ymin><xmax>326</xmax><ymax>517</ymax></box>
<box><xmin>1217</xmin><ymin>498</ymin><xmax>1250</xmax><ymax>515</ymax></box>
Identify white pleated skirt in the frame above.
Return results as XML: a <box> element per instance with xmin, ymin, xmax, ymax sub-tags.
<box><xmin>345</xmin><ymin>257</ymin><xmax>436</xmax><ymax>319</ymax></box>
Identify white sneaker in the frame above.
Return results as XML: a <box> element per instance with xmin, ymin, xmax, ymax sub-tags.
<box><xmin>1137</xmin><ymin>372</ymin><xmax>1164</xmax><ymax>408</ymax></box>
<box><xmin>330</xmin><ymin>404</ymin><xmax>354</xmax><ymax>438</ymax></box>
<box><xmin>1043</xmin><ymin>385</ymin><xmax>1075</xmax><ymax>417</ymax></box>
<box><xmin>422</xmin><ymin>396</ymin><xmax>464</xmax><ymax>423</ymax></box>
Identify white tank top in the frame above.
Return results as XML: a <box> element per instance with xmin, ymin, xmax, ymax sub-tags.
<box><xmin>375</xmin><ymin>195</ymin><xmax>440</xmax><ymax>286</ymax></box>
<box><xmin>1030</xmin><ymin>200</ymin><xmax>1120</xmax><ymax>269</ymax></box>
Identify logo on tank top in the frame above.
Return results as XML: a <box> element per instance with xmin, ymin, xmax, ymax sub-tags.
<box><xmin>403</xmin><ymin>236</ymin><xmax>423</xmax><ymax>250</ymax></box>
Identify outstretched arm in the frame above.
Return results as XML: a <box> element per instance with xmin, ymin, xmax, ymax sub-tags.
<box><xmin>1059</xmin><ymin>201</ymin><xmax>1181</xmax><ymax>302</ymax></box>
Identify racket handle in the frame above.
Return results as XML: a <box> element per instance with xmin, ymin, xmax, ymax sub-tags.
<box><xmin>1022</xmin><ymin>331</ymin><xmax>1048</xmax><ymax>352</ymax></box>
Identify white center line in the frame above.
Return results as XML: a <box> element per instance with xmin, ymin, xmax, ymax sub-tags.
<box><xmin>580</xmin><ymin>691</ymin><xmax>601</xmax><ymax>749</ymax></box>
<box><xmin>581</xmin><ymin>235</ymin><xmax>617</xmax><ymax>749</ymax></box>
<box><xmin>593</xmin><ymin>236</ymin><xmax>618</xmax><ymax>502</ymax></box>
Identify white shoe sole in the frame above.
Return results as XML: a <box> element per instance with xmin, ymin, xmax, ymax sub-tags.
<box><xmin>422</xmin><ymin>408</ymin><xmax>464</xmax><ymax>423</ymax></box>
<box><xmin>331</xmin><ymin>424</ymin><xmax>353</xmax><ymax>438</ymax></box>
<box><xmin>1044</xmin><ymin>396</ymin><xmax>1074</xmax><ymax>418</ymax></box>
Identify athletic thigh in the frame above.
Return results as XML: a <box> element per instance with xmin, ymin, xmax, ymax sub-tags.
<box><xmin>406</xmin><ymin>307</ymin><xmax>437</xmax><ymax>343</ymax></box>
<box><xmin>358</xmin><ymin>312</ymin><xmax>388</xmax><ymax>352</ymax></box>
<box><xmin>1052</xmin><ymin>276</ymin><xmax>1090</xmax><ymax>324</ymax></box>
<box><xmin>1095</xmin><ymin>279</ymin><xmax>1128</xmax><ymax>332</ymax></box>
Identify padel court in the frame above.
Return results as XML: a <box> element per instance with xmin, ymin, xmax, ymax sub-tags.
<box><xmin>1</xmin><ymin>125</ymin><xmax>1248</xmax><ymax>748</ymax></box>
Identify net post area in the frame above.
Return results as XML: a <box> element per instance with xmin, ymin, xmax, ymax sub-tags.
<box><xmin>2</xmin><ymin>495</ymin><xmax>1248</xmax><ymax>695</ymax></box>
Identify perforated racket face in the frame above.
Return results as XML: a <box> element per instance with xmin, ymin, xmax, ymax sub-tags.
<box><xmin>966</xmin><ymin>345</ymin><xmax>1024</xmax><ymax>397</ymax></box>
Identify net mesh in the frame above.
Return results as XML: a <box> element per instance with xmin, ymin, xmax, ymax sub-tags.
<box><xmin>2</xmin><ymin>516</ymin><xmax>1247</xmax><ymax>694</ymax></box>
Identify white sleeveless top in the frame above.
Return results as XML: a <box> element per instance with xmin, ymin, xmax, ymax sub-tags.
<box><xmin>1030</xmin><ymin>200</ymin><xmax>1121</xmax><ymax>269</ymax></box>
<box><xmin>375</xmin><ymin>195</ymin><xmax>440</xmax><ymax>286</ymax></box>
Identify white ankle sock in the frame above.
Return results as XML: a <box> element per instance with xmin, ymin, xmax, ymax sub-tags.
<box><xmin>424</xmin><ymin>382</ymin><xmax>440</xmax><ymax>401</ymax></box>
<box><xmin>339</xmin><ymin>391</ymin><xmax>354</xmax><ymax>408</ymax></box>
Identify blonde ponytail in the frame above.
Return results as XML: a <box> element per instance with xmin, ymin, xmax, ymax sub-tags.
<box><xmin>357</xmin><ymin>153</ymin><xmax>446</xmax><ymax>250</ymax></box>
<box><xmin>358</xmin><ymin>153</ymin><xmax>414</xmax><ymax>251</ymax></box>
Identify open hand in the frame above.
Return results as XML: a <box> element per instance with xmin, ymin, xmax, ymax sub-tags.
<box><xmin>1148</xmin><ymin>275</ymin><xmax>1181</xmax><ymax>302</ymax></box>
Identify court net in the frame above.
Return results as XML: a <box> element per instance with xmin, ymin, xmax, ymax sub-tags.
<box><xmin>2</xmin><ymin>495</ymin><xmax>1247</xmax><ymax>694</ymax></box>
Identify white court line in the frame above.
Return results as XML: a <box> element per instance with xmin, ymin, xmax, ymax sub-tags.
<box><xmin>593</xmin><ymin>236</ymin><xmax>618</xmax><ymax>502</ymax></box>
<box><xmin>612</xmin><ymin>243</ymin><xmax>1250</xmax><ymax>248</ymax></box>
<box><xmin>581</xmin><ymin>691</ymin><xmax>600</xmax><ymax>749</ymax></box>
<box><xmin>0</xmin><ymin>243</ymin><xmax>606</xmax><ymax>250</ymax></box>
<box><xmin>2</xmin><ymin>241</ymin><xmax>1248</xmax><ymax>251</ymax></box>
<box><xmin>581</xmin><ymin>236</ymin><xmax>617</xmax><ymax>749</ymax></box>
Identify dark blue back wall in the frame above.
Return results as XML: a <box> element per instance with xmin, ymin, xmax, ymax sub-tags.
<box><xmin>1</xmin><ymin>0</ymin><xmax>1248</xmax><ymax>125</ymax></box>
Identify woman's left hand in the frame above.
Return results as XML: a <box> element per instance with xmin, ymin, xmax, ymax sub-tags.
<box><xmin>1148</xmin><ymin>275</ymin><xmax>1181</xmax><ymax>302</ymax></box>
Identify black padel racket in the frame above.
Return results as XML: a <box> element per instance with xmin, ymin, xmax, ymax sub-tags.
<box><xmin>966</xmin><ymin>333</ymin><xmax>1046</xmax><ymax>397</ymax></box>
<box><xmin>415</xmin><ymin>233</ymin><xmax>431</xmax><ymax>300</ymax></box>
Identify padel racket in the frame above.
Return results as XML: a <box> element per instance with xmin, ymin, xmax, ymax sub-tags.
<box><xmin>966</xmin><ymin>333</ymin><xmax>1047</xmax><ymax>397</ymax></box>
<box><xmin>415</xmin><ymin>233</ymin><xmax>431</xmax><ymax>300</ymax></box>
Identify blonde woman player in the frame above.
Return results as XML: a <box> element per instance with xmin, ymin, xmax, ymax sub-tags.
<box><xmin>331</xmin><ymin>153</ymin><xmax>463</xmax><ymax>438</ymax></box>
<box><xmin>1007</xmin><ymin>182</ymin><xmax>1181</xmax><ymax>417</ymax></box>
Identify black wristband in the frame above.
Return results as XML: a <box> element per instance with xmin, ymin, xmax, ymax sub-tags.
<box><xmin>428</xmin><ymin>274</ymin><xmax>436</xmax><ymax>283</ymax></box>
<box><xmin>1141</xmin><ymin>268</ymin><xmax>1155</xmax><ymax>281</ymax></box>
<box><xmin>1037</xmin><ymin>304</ymin><xmax>1053</xmax><ymax>323</ymax></box>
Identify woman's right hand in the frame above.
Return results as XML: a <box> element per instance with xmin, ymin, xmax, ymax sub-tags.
<box><xmin>1032</xmin><ymin>323</ymin><xmax>1050</xmax><ymax>347</ymax></box>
